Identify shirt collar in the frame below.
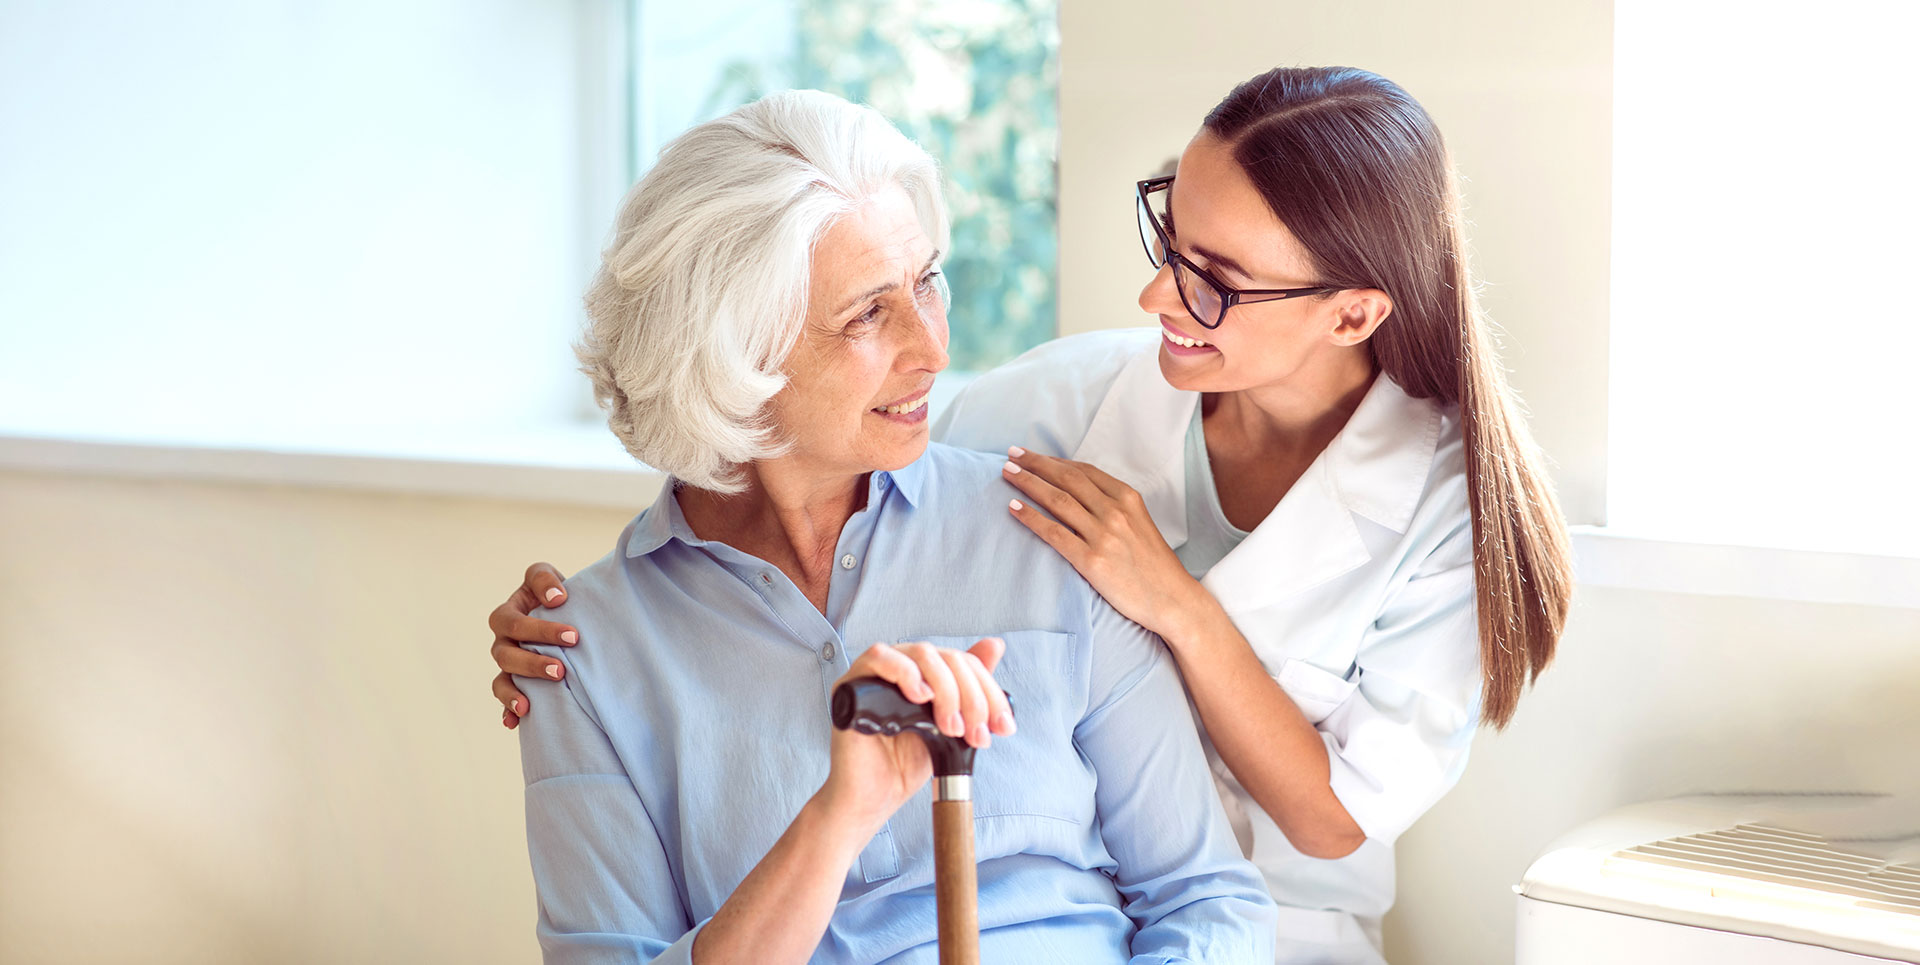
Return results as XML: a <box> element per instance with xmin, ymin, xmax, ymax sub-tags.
<box><xmin>1072</xmin><ymin>336</ymin><xmax>1449</xmax><ymax>607</ymax></box>
<box><xmin>625</xmin><ymin>460</ymin><xmax>928</xmax><ymax>559</ymax></box>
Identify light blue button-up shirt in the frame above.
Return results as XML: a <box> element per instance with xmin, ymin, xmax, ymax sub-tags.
<box><xmin>517</xmin><ymin>443</ymin><xmax>1276</xmax><ymax>964</ymax></box>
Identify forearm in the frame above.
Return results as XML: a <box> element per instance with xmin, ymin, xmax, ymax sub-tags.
<box><xmin>691</xmin><ymin>790</ymin><xmax>875</xmax><ymax>964</ymax></box>
<box><xmin>1160</xmin><ymin>591</ymin><xmax>1366</xmax><ymax>859</ymax></box>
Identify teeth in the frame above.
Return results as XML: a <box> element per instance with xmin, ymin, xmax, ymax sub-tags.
<box><xmin>1163</xmin><ymin>329</ymin><xmax>1211</xmax><ymax>349</ymax></box>
<box><xmin>876</xmin><ymin>395</ymin><xmax>929</xmax><ymax>415</ymax></box>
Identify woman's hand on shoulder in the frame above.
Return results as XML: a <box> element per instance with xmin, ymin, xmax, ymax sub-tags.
<box><xmin>820</xmin><ymin>638</ymin><xmax>1016</xmax><ymax>831</ymax></box>
<box><xmin>1001</xmin><ymin>447</ymin><xmax>1206</xmax><ymax>642</ymax></box>
<box><xmin>491</xmin><ymin>562</ymin><xmax>580</xmax><ymax>730</ymax></box>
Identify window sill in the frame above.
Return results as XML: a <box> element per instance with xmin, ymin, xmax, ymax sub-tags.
<box><xmin>1570</xmin><ymin>526</ymin><xmax>1920</xmax><ymax>610</ymax></box>
<box><xmin>0</xmin><ymin>423</ymin><xmax>664</xmax><ymax>509</ymax></box>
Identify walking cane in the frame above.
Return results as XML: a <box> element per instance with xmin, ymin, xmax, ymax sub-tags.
<box><xmin>831</xmin><ymin>677</ymin><xmax>1009</xmax><ymax>965</ymax></box>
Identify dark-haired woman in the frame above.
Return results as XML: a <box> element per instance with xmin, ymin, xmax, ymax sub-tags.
<box><xmin>489</xmin><ymin>66</ymin><xmax>1572</xmax><ymax>964</ymax></box>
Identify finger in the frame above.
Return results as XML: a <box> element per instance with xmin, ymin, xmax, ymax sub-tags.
<box><xmin>937</xmin><ymin>647</ymin><xmax>991</xmax><ymax>749</ymax></box>
<box><xmin>901</xmin><ymin>642</ymin><xmax>963</xmax><ymax>738</ymax></box>
<box><xmin>967</xmin><ymin>635</ymin><xmax>1006</xmax><ymax>673</ymax></box>
<box><xmin>490</xmin><ymin>600</ymin><xmax>580</xmax><ymax>647</ymax></box>
<box><xmin>503</xmin><ymin>710</ymin><xmax>519</xmax><ymax>730</ymax></box>
<box><xmin>526</xmin><ymin>562</ymin><xmax>570</xmax><ymax>607</ymax></box>
<box><xmin>965</xmin><ymin>640</ymin><xmax>1017</xmax><ymax>736</ymax></box>
<box><xmin>493</xmin><ymin>672</ymin><xmax>530</xmax><ymax>718</ymax></box>
<box><xmin>1056</xmin><ymin>457</ymin><xmax>1138</xmax><ymax>502</ymax></box>
<box><xmin>1002</xmin><ymin>459</ymin><xmax>1097</xmax><ymax>538</ymax></box>
<box><xmin>1008</xmin><ymin>446</ymin><xmax>1113</xmax><ymax>507</ymax></box>
<box><xmin>1008</xmin><ymin>497</ymin><xmax>1091</xmax><ymax>568</ymax></box>
<box><xmin>493</xmin><ymin>637</ymin><xmax>566</xmax><ymax>682</ymax></box>
<box><xmin>845</xmin><ymin>643</ymin><xmax>933</xmax><ymax>703</ymax></box>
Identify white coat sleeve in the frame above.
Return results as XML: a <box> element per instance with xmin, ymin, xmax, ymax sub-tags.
<box><xmin>1317</xmin><ymin>519</ymin><xmax>1482</xmax><ymax>846</ymax></box>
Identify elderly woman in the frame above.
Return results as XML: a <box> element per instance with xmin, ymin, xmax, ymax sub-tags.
<box><xmin>514</xmin><ymin>90</ymin><xmax>1274</xmax><ymax>963</ymax></box>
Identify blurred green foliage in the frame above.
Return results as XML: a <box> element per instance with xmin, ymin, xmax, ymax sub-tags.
<box><xmin>702</xmin><ymin>0</ymin><xmax>1059</xmax><ymax>372</ymax></box>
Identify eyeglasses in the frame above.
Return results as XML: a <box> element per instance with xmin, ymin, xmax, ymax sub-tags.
<box><xmin>1135</xmin><ymin>176</ymin><xmax>1346</xmax><ymax>329</ymax></box>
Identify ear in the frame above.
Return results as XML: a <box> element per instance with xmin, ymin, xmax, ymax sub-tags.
<box><xmin>1328</xmin><ymin>288</ymin><xmax>1393</xmax><ymax>346</ymax></box>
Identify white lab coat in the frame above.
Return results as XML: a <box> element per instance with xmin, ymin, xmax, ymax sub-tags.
<box><xmin>935</xmin><ymin>328</ymin><xmax>1482</xmax><ymax>965</ymax></box>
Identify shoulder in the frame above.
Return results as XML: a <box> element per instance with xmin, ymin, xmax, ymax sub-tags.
<box><xmin>935</xmin><ymin>327</ymin><xmax>1160</xmax><ymax>455</ymax></box>
<box><xmin>524</xmin><ymin>520</ymin><xmax>653</xmax><ymax>677</ymax></box>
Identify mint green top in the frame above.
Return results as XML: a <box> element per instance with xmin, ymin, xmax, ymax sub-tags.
<box><xmin>1173</xmin><ymin>402</ymin><xmax>1250</xmax><ymax>579</ymax></box>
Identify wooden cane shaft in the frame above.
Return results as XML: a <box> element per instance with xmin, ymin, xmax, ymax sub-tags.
<box><xmin>932</xmin><ymin>798</ymin><xmax>979</xmax><ymax>965</ymax></box>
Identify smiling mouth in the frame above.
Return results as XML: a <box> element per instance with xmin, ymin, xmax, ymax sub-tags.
<box><xmin>871</xmin><ymin>394</ymin><xmax>929</xmax><ymax>416</ymax></box>
<box><xmin>1161</xmin><ymin>325</ymin><xmax>1214</xmax><ymax>349</ymax></box>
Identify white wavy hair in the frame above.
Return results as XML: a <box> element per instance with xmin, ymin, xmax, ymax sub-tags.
<box><xmin>577</xmin><ymin>89</ymin><xmax>950</xmax><ymax>493</ymax></box>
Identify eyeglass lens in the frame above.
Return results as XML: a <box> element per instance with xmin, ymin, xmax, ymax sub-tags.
<box><xmin>1138</xmin><ymin>185</ymin><xmax>1226</xmax><ymax>328</ymax></box>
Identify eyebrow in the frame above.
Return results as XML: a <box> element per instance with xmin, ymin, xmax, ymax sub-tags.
<box><xmin>833</xmin><ymin>250</ymin><xmax>943</xmax><ymax>317</ymax></box>
<box><xmin>1163</xmin><ymin>183</ymin><xmax>1259</xmax><ymax>284</ymax></box>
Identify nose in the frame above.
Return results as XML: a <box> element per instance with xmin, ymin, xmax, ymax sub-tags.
<box><xmin>901</xmin><ymin>296</ymin><xmax>950</xmax><ymax>375</ymax></box>
<box><xmin>1138</xmin><ymin>261</ymin><xmax>1185</xmax><ymax>319</ymax></box>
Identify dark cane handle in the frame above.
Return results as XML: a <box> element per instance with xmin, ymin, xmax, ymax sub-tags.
<box><xmin>830</xmin><ymin>676</ymin><xmax>1012</xmax><ymax>778</ymax></box>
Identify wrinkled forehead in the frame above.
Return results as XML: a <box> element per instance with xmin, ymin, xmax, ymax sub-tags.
<box><xmin>809</xmin><ymin>185</ymin><xmax>938</xmax><ymax>314</ymax></box>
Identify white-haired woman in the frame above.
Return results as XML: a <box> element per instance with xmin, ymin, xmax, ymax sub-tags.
<box><xmin>507</xmin><ymin>89</ymin><xmax>1275</xmax><ymax>963</ymax></box>
<box><xmin>492</xmin><ymin>68</ymin><xmax>1574</xmax><ymax>965</ymax></box>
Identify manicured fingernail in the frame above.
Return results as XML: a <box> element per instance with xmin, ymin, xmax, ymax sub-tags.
<box><xmin>1008</xmin><ymin>446</ymin><xmax>1026</xmax><ymax>458</ymax></box>
<box><xmin>509</xmin><ymin>700</ymin><xmax>521</xmax><ymax>715</ymax></box>
<box><xmin>545</xmin><ymin>664</ymin><xmax>562</xmax><ymax>680</ymax></box>
<box><xmin>544</xmin><ymin>587</ymin><xmax>563</xmax><ymax>603</ymax></box>
<box><xmin>1009</xmin><ymin>499</ymin><xmax>1024</xmax><ymax>512</ymax></box>
<box><xmin>1002</xmin><ymin>460</ymin><xmax>1021</xmax><ymax>475</ymax></box>
<box><xmin>502</xmin><ymin>712</ymin><xmax>513</xmax><ymax>727</ymax></box>
<box><xmin>560</xmin><ymin>630</ymin><xmax>578</xmax><ymax>644</ymax></box>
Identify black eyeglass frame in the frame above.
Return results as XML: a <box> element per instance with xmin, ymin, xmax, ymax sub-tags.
<box><xmin>1135</xmin><ymin>176</ymin><xmax>1347</xmax><ymax>329</ymax></box>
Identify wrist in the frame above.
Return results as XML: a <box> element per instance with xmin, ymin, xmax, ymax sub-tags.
<box><xmin>1154</xmin><ymin>576</ymin><xmax>1229</xmax><ymax>652</ymax></box>
<box><xmin>806</xmin><ymin>781</ymin><xmax>896</xmax><ymax>850</ymax></box>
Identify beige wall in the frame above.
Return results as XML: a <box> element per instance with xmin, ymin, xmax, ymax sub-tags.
<box><xmin>1056</xmin><ymin>0</ymin><xmax>1613</xmax><ymax>523</ymax></box>
<box><xmin>0</xmin><ymin>469</ymin><xmax>650</xmax><ymax>964</ymax></box>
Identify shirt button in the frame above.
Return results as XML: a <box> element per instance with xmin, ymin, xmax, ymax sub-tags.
<box><xmin>822</xmin><ymin>642</ymin><xmax>836</xmax><ymax>661</ymax></box>
<box><xmin>839</xmin><ymin>554</ymin><xmax>857</xmax><ymax>570</ymax></box>
<box><xmin>760</xmin><ymin>572</ymin><xmax>772</xmax><ymax>584</ymax></box>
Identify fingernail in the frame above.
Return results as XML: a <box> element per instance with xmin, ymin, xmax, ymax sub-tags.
<box><xmin>1009</xmin><ymin>499</ymin><xmax>1024</xmax><ymax>512</ymax></box>
<box><xmin>971</xmin><ymin>722</ymin><xmax>989</xmax><ymax>747</ymax></box>
<box><xmin>502</xmin><ymin>713</ymin><xmax>513</xmax><ymax>727</ymax></box>
<box><xmin>560</xmin><ymin>630</ymin><xmax>578</xmax><ymax>645</ymax></box>
<box><xmin>915</xmin><ymin>683</ymin><xmax>934</xmax><ymax>701</ymax></box>
<box><xmin>545</xmin><ymin>664</ymin><xmax>562</xmax><ymax>680</ymax></box>
<box><xmin>945</xmin><ymin>712</ymin><xmax>964</xmax><ymax>736</ymax></box>
<box><xmin>544</xmin><ymin>587</ymin><xmax>563</xmax><ymax>603</ymax></box>
<box><xmin>992</xmin><ymin>711</ymin><xmax>1014</xmax><ymax>734</ymax></box>
<box><xmin>509</xmin><ymin>700</ymin><xmax>521</xmax><ymax>715</ymax></box>
<box><xmin>1008</xmin><ymin>445</ymin><xmax>1026</xmax><ymax>458</ymax></box>
<box><xmin>1002</xmin><ymin>460</ymin><xmax>1021</xmax><ymax>475</ymax></box>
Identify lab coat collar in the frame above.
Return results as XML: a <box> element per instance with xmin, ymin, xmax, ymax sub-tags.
<box><xmin>625</xmin><ymin>462</ymin><xmax>924</xmax><ymax>559</ymax></box>
<box><xmin>1070</xmin><ymin>340</ymin><xmax>1445</xmax><ymax>611</ymax></box>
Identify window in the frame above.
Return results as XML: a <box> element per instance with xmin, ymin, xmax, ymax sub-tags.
<box><xmin>628</xmin><ymin>0</ymin><xmax>1060</xmax><ymax>374</ymax></box>
<box><xmin>1608</xmin><ymin>0</ymin><xmax>1920</xmax><ymax>558</ymax></box>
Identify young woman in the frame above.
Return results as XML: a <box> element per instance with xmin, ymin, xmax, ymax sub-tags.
<box><xmin>489</xmin><ymin>66</ymin><xmax>1572</xmax><ymax>964</ymax></box>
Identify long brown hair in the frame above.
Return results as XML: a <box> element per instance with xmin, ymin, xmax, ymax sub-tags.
<box><xmin>1205</xmin><ymin>66</ymin><xmax>1572</xmax><ymax>729</ymax></box>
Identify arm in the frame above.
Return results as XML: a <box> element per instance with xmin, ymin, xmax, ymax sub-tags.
<box><xmin>519</xmin><ymin>637</ymin><xmax>1015</xmax><ymax>964</ymax></box>
<box><xmin>1078</xmin><ymin>600</ymin><xmax>1278</xmax><ymax>963</ymax></box>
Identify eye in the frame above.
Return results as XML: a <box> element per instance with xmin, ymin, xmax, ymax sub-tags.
<box><xmin>847</xmin><ymin>304</ymin><xmax>882</xmax><ymax>328</ymax></box>
<box><xmin>915</xmin><ymin>269</ymin><xmax>943</xmax><ymax>297</ymax></box>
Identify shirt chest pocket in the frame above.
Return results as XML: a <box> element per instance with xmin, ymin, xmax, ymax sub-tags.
<box><xmin>910</xmin><ymin>630</ymin><xmax>1089</xmax><ymax>827</ymax></box>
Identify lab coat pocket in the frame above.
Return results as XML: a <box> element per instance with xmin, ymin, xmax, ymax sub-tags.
<box><xmin>1275</xmin><ymin>658</ymin><xmax>1359</xmax><ymax>725</ymax></box>
<box><xmin>909</xmin><ymin>631</ymin><xmax>1085</xmax><ymax>827</ymax></box>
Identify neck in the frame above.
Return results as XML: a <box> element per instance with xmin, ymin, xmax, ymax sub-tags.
<box><xmin>677</xmin><ymin>460</ymin><xmax>868</xmax><ymax>578</ymax></box>
<box><xmin>1208</xmin><ymin>347</ymin><xmax>1377</xmax><ymax>457</ymax></box>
